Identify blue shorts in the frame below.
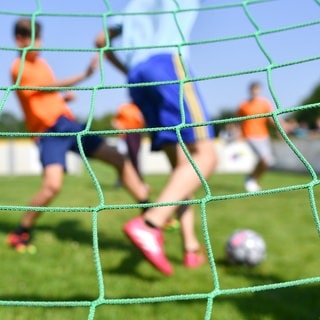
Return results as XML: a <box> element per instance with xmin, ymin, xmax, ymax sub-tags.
<box><xmin>37</xmin><ymin>116</ymin><xmax>103</xmax><ymax>170</ymax></box>
<box><xmin>128</xmin><ymin>54</ymin><xmax>214</xmax><ymax>151</ymax></box>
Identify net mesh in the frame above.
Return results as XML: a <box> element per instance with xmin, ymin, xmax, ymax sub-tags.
<box><xmin>0</xmin><ymin>1</ymin><xmax>320</xmax><ymax>319</ymax></box>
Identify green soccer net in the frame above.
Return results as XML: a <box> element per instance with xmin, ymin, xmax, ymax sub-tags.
<box><xmin>1</xmin><ymin>1</ymin><xmax>320</xmax><ymax>319</ymax></box>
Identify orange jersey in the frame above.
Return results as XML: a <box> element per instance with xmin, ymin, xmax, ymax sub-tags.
<box><xmin>237</xmin><ymin>97</ymin><xmax>273</xmax><ymax>138</ymax></box>
<box><xmin>11</xmin><ymin>57</ymin><xmax>74</xmax><ymax>133</ymax></box>
<box><xmin>113</xmin><ymin>103</ymin><xmax>145</xmax><ymax>130</ymax></box>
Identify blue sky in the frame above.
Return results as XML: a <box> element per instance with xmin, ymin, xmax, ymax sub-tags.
<box><xmin>0</xmin><ymin>0</ymin><xmax>319</xmax><ymax>121</ymax></box>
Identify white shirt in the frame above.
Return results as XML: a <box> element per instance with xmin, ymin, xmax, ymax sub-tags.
<box><xmin>109</xmin><ymin>0</ymin><xmax>200</xmax><ymax>69</ymax></box>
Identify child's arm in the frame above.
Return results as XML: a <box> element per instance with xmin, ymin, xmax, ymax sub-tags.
<box><xmin>105</xmin><ymin>50</ymin><xmax>128</xmax><ymax>74</ymax></box>
<box><xmin>41</xmin><ymin>54</ymin><xmax>98</xmax><ymax>88</ymax></box>
<box><xmin>63</xmin><ymin>91</ymin><xmax>76</xmax><ymax>102</ymax></box>
<box><xmin>95</xmin><ymin>28</ymin><xmax>127</xmax><ymax>74</ymax></box>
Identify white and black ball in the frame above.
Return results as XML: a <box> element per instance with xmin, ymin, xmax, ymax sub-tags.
<box><xmin>226</xmin><ymin>229</ymin><xmax>266</xmax><ymax>266</ymax></box>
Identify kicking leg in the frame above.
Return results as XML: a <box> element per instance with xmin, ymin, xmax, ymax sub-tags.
<box><xmin>124</xmin><ymin>139</ymin><xmax>216</xmax><ymax>274</ymax></box>
<box><xmin>143</xmin><ymin>139</ymin><xmax>216</xmax><ymax>227</ymax></box>
<box><xmin>8</xmin><ymin>164</ymin><xmax>64</xmax><ymax>251</ymax></box>
<box><xmin>92</xmin><ymin>142</ymin><xmax>149</xmax><ymax>202</ymax></box>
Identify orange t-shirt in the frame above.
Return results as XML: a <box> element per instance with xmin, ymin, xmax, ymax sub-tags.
<box><xmin>113</xmin><ymin>103</ymin><xmax>145</xmax><ymax>130</ymax></box>
<box><xmin>237</xmin><ymin>97</ymin><xmax>273</xmax><ymax>139</ymax></box>
<box><xmin>11</xmin><ymin>57</ymin><xmax>74</xmax><ymax>133</ymax></box>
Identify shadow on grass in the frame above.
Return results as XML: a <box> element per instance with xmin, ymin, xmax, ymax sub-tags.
<box><xmin>1</xmin><ymin>285</ymin><xmax>317</xmax><ymax>320</ymax></box>
<box><xmin>213</xmin><ymin>258</ymin><xmax>320</xmax><ymax>319</ymax></box>
<box><xmin>50</xmin><ymin>219</ymin><xmax>177</xmax><ymax>280</ymax></box>
<box><xmin>216</xmin><ymin>284</ymin><xmax>320</xmax><ymax>320</ymax></box>
<box><xmin>50</xmin><ymin>219</ymin><xmax>160</xmax><ymax>280</ymax></box>
<box><xmin>2</xmin><ymin>219</ymin><xmax>319</xmax><ymax>318</ymax></box>
<box><xmin>0</xmin><ymin>218</ymin><xmax>157</xmax><ymax>280</ymax></box>
<box><xmin>0</xmin><ymin>293</ymin><xmax>97</xmax><ymax>302</ymax></box>
<box><xmin>49</xmin><ymin>219</ymin><xmax>163</xmax><ymax>281</ymax></box>
<box><xmin>105</xmin><ymin>251</ymin><xmax>163</xmax><ymax>282</ymax></box>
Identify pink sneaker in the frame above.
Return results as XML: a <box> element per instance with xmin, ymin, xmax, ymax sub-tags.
<box><xmin>123</xmin><ymin>216</ymin><xmax>173</xmax><ymax>276</ymax></box>
<box><xmin>184</xmin><ymin>250</ymin><xmax>206</xmax><ymax>268</ymax></box>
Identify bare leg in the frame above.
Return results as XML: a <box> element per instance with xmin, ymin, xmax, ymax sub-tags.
<box><xmin>165</xmin><ymin>147</ymin><xmax>202</xmax><ymax>252</ymax></box>
<box><xmin>251</xmin><ymin>159</ymin><xmax>268</xmax><ymax>182</ymax></box>
<box><xmin>92</xmin><ymin>142</ymin><xmax>149</xmax><ymax>202</ymax></box>
<box><xmin>124</xmin><ymin>140</ymin><xmax>215</xmax><ymax>273</ymax></box>
<box><xmin>177</xmin><ymin>204</ymin><xmax>201</xmax><ymax>252</ymax></box>
<box><xmin>143</xmin><ymin>139</ymin><xmax>216</xmax><ymax>227</ymax></box>
<box><xmin>125</xmin><ymin>133</ymin><xmax>142</xmax><ymax>178</ymax></box>
<box><xmin>20</xmin><ymin>164</ymin><xmax>64</xmax><ymax>229</ymax></box>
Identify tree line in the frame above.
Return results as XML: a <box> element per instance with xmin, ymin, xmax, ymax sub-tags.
<box><xmin>295</xmin><ymin>82</ymin><xmax>320</xmax><ymax>129</ymax></box>
<box><xmin>0</xmin><ymin>112</ymin><xmax>115</xmax><ymax>133</ymax></box>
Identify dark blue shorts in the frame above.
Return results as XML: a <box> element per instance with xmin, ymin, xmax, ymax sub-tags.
<box><xmin>37</xmin><ymin>116</ymin><xmax>103</xmax><ymax>169</ymax></box>
<box><xmin>128</xmin><ymin>54</ymin><xmax>214</xmax><ymax>151</ymax></box>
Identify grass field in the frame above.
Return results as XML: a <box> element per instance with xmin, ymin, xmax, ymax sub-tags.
<box><xmin>0</xmin><ymin>162</ymin><xmax>320</xmax><ymax>320</ymax></box>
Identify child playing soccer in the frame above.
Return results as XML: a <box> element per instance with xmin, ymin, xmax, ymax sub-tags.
<box><xmin>95</xmin><ymin>0</ymin><xmax>217</xmax><ymax>275</ymax></box>
<box><xmin>112</xmin><ymin>102</ymin><xmax>145</xmax><ymax>180</ymax></box>
<box><xmin>7</xmin><ymin>18</ymin><xmax>149</xmax><ymax>252</ymax></box>
<box><xmin>237</xmin><ymin>82</ymin><xmax>275</xmax><ymax>192</ymax></box>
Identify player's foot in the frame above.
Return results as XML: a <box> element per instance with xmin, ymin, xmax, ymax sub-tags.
<box><xmin>123</xmin><ymin>216</ymin><xmax>173</xmax><ymax>276</ymax></box>
<box><xmin>244</xmin><ymin>177</ymin><xmax>261</xmax><ymax>193</ymax></box>
<box><xmin>7</xmin><ymin>231</ymin><xmax>36</xmax><ymax>254</ymax></box>
<box><xmin>184</xmin><ymin>248</ymin><xmax>206</xmax><ymax>268</ymax></box>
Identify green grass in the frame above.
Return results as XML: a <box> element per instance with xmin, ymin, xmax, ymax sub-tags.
<box><xmin>0</xmin><ymin>163</ymin><xmax>320</xmax><ymax>320</ymax></box>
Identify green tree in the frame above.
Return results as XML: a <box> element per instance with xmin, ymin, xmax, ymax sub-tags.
<box><xmin>294</xmin><ymin>82</ymin><xmax>320</xmax><ymax>129</ymax></box>
<box><xmin>213</xmin><ymin>109</ymin><xmax>237</xmax><ymax>136</ymax></box>
<box><xmin>0</xmin><ymin>112</ymin><xmax>26</xmax><ymax>132</ymax></box>
<box><xmin>90</xmin><ymin>113</ymin><xmax>114</xmax><ymax>132</ymax></box>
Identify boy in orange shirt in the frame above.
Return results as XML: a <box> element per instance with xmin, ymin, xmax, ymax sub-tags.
<box><xmin>7</xmin><ymin>18</ymin><xmax>149</xmax><ymax>252</ymax></box>
<box><xmin>237</xmin><ymin>82</ymin><xmax>275</xmax><ymax>192</ymax></box>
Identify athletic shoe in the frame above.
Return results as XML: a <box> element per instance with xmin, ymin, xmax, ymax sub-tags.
<box><xmin>244</xmin><ymin>177</ymin><xmax>261</xmax><ymax>193</ymax></box>
<box><xmin>7</xmin><ymin>232</ymin><xmax>36</xmax><ymax>254</ymax></box>
<box><xmin>184</xmin><ymin>249</ymin><xmax>206</xmax><ymax>268</ymax></box>
<box><xmin>123</xmin><ymin>216</ymin><xmax>173</xmax><ymax>276</ymax></box>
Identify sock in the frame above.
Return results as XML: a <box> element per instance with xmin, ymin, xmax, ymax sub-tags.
<box><xmin>176</xmin><ymin>199</ymin><xmax>190</xmax><ymax>218</ymax></box>
<box><xmin>139</xmin><ymin>199</ymin><xmax>150</xmax><ymax>214</ymax></box>
<box><xmin>185</xmin><ymin>246</ymin><xmax>203</xmax><ymax>253</ymax></box>
<box><xmin>145</xmin><ymin>219</ymin><xmax>159</xmax><ymax>229</ymax></box>
<box><xmin>15</xmin><ymin>225</ymin><xmax>30</xmax><ymax>235</ymax></box>
<box><xmin>139</xmin><ymin>200</ymin><xmax>160</xmax><ymax>229</ymax></box>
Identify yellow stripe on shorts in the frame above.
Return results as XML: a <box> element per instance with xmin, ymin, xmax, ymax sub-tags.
<box><xmin>173</xmin><ymin>54</ymin><xmax>208</xmax><ymax>140</ymax></box>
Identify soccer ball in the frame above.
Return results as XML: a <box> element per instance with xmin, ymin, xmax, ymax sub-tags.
<box><xmin>226</xmin><ymin>229</ymin><xmax>266</xmax><ymax>266</ymax></box>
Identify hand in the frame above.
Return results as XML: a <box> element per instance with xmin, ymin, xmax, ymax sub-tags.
<box><xmin>95</xmin><ymin>31</ymin><xmax>106</xmax><ymax>48</ymax></box>
<box><xmin>63</xmin><ymin>91</ymin><xmax>76</xmax><ymax>102</ymax></box>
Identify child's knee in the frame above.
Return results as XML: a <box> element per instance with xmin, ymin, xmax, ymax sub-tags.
<box><xmin>44</xmin><ymin>181</ymin><xmax>62</xmax><ymax>199</ymax></box>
